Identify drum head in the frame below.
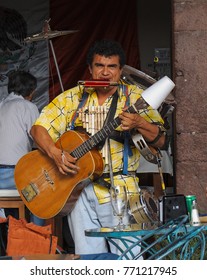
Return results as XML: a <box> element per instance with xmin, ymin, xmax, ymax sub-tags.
<box><xmin>129</xmin><ymin>190</ymin><xmax>159</xmax><ymax>223</ymax></box>
<box><xmin>141</xmin><ymin>189</ymin><xmax>159</xmax><ymax>222</ymax></box>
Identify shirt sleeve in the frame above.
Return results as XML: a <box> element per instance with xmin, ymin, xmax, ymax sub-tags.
<box><xmin>34</xmin><ymin>88</ymin><xmax>81</xmax><ymax>142</ymax></box>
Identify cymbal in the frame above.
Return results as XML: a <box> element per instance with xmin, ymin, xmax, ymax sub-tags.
<box><xmin>24</xmin><ymin>30</ymin><xmax>78</xmax><ymax>42</ymax></box>
<box><xmin>121</xmin><ymin>65</ymin><xmax>175</xmax><ymax>104</ymax></box>
<box><xmin>121</xmin><ymin>65</ymin><xmax>156</xmax><ymax>89</ymax></box>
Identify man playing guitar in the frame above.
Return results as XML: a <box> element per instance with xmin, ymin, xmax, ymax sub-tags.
<box><xmin>30</xmin><ymin>39</ymin><xmax>166</xmax><ymax>255</ymax></box>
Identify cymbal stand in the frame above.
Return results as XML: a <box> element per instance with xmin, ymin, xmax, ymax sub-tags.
<box><xmin>106</xmin><ymin>138</ymin><xmax>115</xmax><ymax>190</ymax></box>
<box><xmin>156</xmin><ymin>153</ymin><xmax>166</xmax><ymax>196</ymax></box>
<box><xmin>49</xmin><ymin>40</ymin><xmax>64</xmax><ymax>92</ymax></box>
<box><xmin>24</xmin><ymin>19</ymin><xmax>78</xmax><ymax>95</ymax></box>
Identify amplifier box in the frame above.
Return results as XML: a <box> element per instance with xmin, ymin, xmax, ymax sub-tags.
<box><xmin>159</xmin><ymin>194</ymin><xmax>188</xmax><ymax>223</ymax></box>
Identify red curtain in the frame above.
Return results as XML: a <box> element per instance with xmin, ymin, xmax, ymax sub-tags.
<box><xmin>49</xmin><ymin>0</ymin><xmax>140</xmax><ymax>100</ymax></box>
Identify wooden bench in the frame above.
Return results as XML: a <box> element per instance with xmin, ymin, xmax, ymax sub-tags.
<box><xmin>0</xmin><ymin>190</ymin><xmax>25</xmax><ymax>219</ymax></box>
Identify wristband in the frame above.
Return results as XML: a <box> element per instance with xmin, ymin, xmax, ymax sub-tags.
<box><xmin>146</xmin><ymin>126</ymin><xmax>166</xmax><ymax>145</ymax></box>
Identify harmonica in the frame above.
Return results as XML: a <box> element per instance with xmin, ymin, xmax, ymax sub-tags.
<box><xmin>78</xmin><ymin>80</ymin><xmax>119</xmax><ymax>87</ymax></box>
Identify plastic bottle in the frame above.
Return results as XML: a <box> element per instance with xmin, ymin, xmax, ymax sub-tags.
<box><xmin>191</xmin><ymin>200</ymin><xmax>200</xmax><ymax>226</ymax></box>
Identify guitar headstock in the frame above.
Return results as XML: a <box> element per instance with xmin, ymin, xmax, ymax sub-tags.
<box><xmin>127</xmin><ymin>96</ymin><xmax>148</xmax><ymax>114</ymax></box>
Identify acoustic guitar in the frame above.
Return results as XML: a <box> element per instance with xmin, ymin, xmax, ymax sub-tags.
<box><xmin>14</xmin><ymin>96</ymin><xmax>149</xmax><ymax>219</ymax></box>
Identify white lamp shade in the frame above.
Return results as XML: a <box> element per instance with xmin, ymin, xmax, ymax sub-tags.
<box><xmin>142</xmin><ymin>76</ymin><xmax>175</xmax><ymax>109</ymax></box>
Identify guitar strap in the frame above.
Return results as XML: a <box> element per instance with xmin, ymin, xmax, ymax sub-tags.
<box><xmin>70</xmin><ymin>91</ymin><xmax>89</xmax><ymax>130</ymax></box>
<box><xmin>98</xmin><ymin>85</ymin><xmax>133</xmax><ymax>175</ymax></box>
<box><xmin>121</xmin><ymin>85</ymin><xmax>133</xmax><ymax>175</ymax></box>
<box><xmin>95</xmin><ymin>85</ymin><xmax>133</xmax><ymax>188</ymax></box>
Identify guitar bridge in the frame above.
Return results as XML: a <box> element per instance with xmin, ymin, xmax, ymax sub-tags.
<box><xmin>21</xmin><ymin>183</ymin><xmax>38</xmax><ymax>202</ymax></box>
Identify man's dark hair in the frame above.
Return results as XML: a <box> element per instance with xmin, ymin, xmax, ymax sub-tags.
<box><xmin>7</xmin><ymin>70</ymin><xmax>37</xmax><ymax>97</ymax></box>
<box><xmin>86</xmin><ymin>39</ymin><xmax>126</xmax><ymax>68</ymax></box>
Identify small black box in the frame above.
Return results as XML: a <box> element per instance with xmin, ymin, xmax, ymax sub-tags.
<box><xmin>160</xmin><ymin>194</ymin><xmax>188</xmax><ymax>223</ymax></box>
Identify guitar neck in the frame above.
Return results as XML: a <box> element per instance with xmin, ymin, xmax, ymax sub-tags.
<box><xmin>71</xmin><ymin>96</ymin><xmax>148</xmax><ymax>159</ymax></box>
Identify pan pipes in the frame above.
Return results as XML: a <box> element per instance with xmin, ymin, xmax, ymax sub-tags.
<box><xmin>78</xmin><ymin>106</ymin><xmax>110</xmax><ymax>165</ymax></box>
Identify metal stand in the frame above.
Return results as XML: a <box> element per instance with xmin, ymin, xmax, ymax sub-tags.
<box><xmin>49</xmin><ymin>40</ymin><xmax>64</xmax><ymax>92</ymax></box>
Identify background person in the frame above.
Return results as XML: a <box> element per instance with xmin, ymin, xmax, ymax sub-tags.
<box><xmin>0</xmin><ymin>70</ymin><xmax>44</xmax><ymax>225</ymax></box>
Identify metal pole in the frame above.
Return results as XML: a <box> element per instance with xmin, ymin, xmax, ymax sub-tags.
<box><xmin>49</xmin><ymin>40</ymin><xmax>64</xmax><ymax>92</ymax></box>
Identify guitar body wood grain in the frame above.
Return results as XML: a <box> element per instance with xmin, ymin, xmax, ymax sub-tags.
<box><xmin>14</xmin><ymin>130</ymin><xmax>104</xmax><ymax>219</ymax></box>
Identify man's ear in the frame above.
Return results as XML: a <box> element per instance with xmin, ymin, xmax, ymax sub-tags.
<box><xmin>25</xmin><ymin>91</ymin><xmax>34</xmax><ymax>101</ymax></box>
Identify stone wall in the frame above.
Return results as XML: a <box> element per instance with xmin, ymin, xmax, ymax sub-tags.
<box><xmin>173</xmin><ymin>0</ymin><xmax>207</xmax><ymax>213</ymax></box>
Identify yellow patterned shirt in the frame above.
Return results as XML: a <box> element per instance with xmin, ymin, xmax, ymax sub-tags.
<box><xmin>34</xmin><ymin>83</ymin><xmax>164</xmax><ymax>203</ymax></box>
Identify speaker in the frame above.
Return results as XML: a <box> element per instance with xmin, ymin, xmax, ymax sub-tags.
<box><xmin>159</xmin><ymin>194</ymin><xmax>188</xmax><ymax>223</ymax></box>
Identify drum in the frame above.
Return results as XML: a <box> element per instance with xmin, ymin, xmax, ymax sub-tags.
<box><xmin>129</xmin><ymin>189</ymin><xmax>159</xmax><ymax>223</ymax></box>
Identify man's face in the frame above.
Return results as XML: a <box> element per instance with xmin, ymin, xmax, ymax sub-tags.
<box><xmin>89</xmin><ymin>54</ymin><xmax>123</xmax><ymax>82</ymax></box>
